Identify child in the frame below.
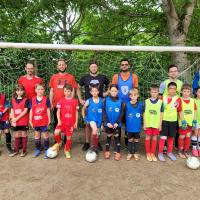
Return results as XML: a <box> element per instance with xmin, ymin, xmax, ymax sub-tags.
<box><xmin>178</xmin><ymin>84</ymin><xmax>197</xmax><ymax>158</ymax></box>
<box><xmin>103</xmin><ymin>84</ymin><xmax>124</xmax><ymax>161</ymax></box>
<box><xmin>192</xmin><ymin>86</ymin><xmax>200</xmax><ymax>156</ymax></box>
<box><xmin>125</xmin><ymin>88</ymin><xmax>143</xmax><ymax>161</ymax></box>
<box><xmin>9</xmin><ymin>85</ymin><xmax>29</xmax><ymax>157</ymax></box>
<box><xmin>82</xmin><ymin>85</ymin><xmax>103</xmax><ymax>154</ymax></box>
<box><xmin>52</xmin><ymin>84</ymin><xmax>79</xmax><ymax>159</ymax></box>
<box><xmin>158</xmin><ymin>82</ymin><xmax>181</xmax><ymax>162</ymax></box>
<box><xmin>143</xmin><ymin>85</ymin><xmax>163</xmax><ymax>162</ymax></box>
<box><xmin>0</xmin><ymin>92</ymin><xmax>13</xmax><ymax>155</ymax></box>
<box><xmin>29</xmin><ymin>83</ymin><xmax>51</xmax><ymax>158</ymax></box>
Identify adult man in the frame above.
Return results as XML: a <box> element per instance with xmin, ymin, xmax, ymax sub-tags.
<box><xmin>159</xmin><ymin>64</ymin><xmax>183</xmax><ymax>149</ymax></box>
<box><xmin>79</xmin><ymin>60</ymin><xmax>110</xmax><ymax>151</ymax></box>
<box><xmin>112</xmin><ymin>58</ymin><xmax>139</xmax><ymax>146</ymax></box>
<box><xmin>18</xmin><ymin>61</ymin><xmax>43</xmax><ymax>99</ymax></box>
<box><xmin>159</xmin><ymin>64</ymin><xmax>183</xmax><ymax>97</ymax></box>
<box><xmin>49</xmin><ymin>58</ymin><xmax>82</xmax><ymax>130</ymax></box>
<box><xmin>18</xmin><ymin>61</ymin><xmax>43</xmax><ymax>149</ymax></box>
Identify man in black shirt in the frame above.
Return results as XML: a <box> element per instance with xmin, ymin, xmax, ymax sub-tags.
<box><xmin>79</xmin><ymin>60</ymin><xmax>110</xmax><ymax>151</ymax></box>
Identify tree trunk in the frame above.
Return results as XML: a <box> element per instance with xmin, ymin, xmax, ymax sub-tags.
<box><xmin>162</xmin><ymin>0</ymin><xmax>196</xmax><ymax>81</ymax></box>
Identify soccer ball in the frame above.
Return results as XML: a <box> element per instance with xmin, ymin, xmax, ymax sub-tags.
<box><xmin>85</xmin><ymin>150</ymin><xmax>97</xmax><ymax>163</ymax></box>
<box><xmin>186</xmin><ymin>157</ymin><xmax>200</xmax><ymax>170</ymax></box>
<box><xmin>47</xmin><ymin>148</ymin><xmax>58</xmax><ymax>159</ymax></box>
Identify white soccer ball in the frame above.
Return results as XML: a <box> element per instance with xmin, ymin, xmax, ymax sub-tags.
<box><xmin>85</xmin><ymin>150</ymin><xmax>97</xmax><ymax>163</ymax></box>
<box><xmin>47</xmin><ymin>148</ymin><xmax>58</xmax><ymax>159</ymax></box>
<box><xmin>186</xmin><ymin>157</ymin><xmax>200</xmax><ymax>170</ymax></box>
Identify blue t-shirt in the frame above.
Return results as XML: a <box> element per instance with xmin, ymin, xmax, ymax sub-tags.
<box><xmin>125</xmin><ymin>101</ymin><xmax>143</xmax><ymax>133</ymax></box>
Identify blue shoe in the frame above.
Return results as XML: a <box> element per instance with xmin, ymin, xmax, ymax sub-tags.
<box><xmin>167</xmin><ymin>153</ymin><xmax>177</xmax><ymax>161</ymax></box>
<box><xmin>158</xmin><ymin>153</ymin><xmax>166</xmax><ymax>162</ymax></box>
<box><xmin>44</xmin><ymin>150</ymin><xmax>48</xmax><ymax>159</ymax></box>
<box><xmin>33</xmin><ymin>149</ymin><xmax>40</xmax><ymax>157</ymax></box>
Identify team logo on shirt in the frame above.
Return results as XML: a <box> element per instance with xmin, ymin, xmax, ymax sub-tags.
<box><xmin>35</xmin><ymin>108</ymin><xmax>44</xmax><ymax>114</ymax></box>
<box><xmin>115</xmin><ymin>108</ymin><xmax>119</xmax><ymax>112</ymax></box>
<box><xmin>98</xmin><ymin>109</ymin><xmax>102</xmax><ymax>113</ymax></box>
<box><xmin>128</xmin><ymin>113</ymin><xmax>133</xmax><ymax>118</ymax></box>
<box><xmin>109</xmin><ymin>107</ymin><xmax>113</xmax><ymax>112</ymax></box>
<box><xmin>65</xmin><ymin>113</ymin><xmax>72</xmax><ymax>118</ymax></box>
<box><xmin>136</xmin><ymin>113</ymin><xmax>141</xmax><ymax>118</ymax></box>
<box><xmin>121</xmin><ymin>86</ymin><xmax>129</xmax><ymax>95</ymax></box>
<box><xmin>149</xmin><ymin>110</ymin><xmax>157</xmax><ymax>115</ymax></box>
<box><xmin>184</xmin><ymin>109</ymin><xmax>192</xmax><ymax>115</ymax></box>
<box><xmin>14</xmin><ymin>109</ymin><xmax>22</xmax><ymax>115</ymax></box>
<box><xmin>90</xmin><ymin>80</ymin><xmax>100</xmax><ymax>85</ymax></box>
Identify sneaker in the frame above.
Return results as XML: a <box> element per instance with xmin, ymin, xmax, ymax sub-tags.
<box><xmin>82</xmin><ymin>143</ymin><xmax>90</xmax><ymax>151</ymax></box>
<box><xmin>7</xmin><ymin>149</ymin><xmax>14</xmax><ymax>156</ymax></box>
<box><xmin>151</xmin><ymin>154</ymin><xmax>157</xmax><ymax>162</ymax></box>
<box><xmin>20</xmin><ymin>151</ymin><xmax>27</xmax><ymax>157</ymax></box>
<box><xmin>192</xmin><ymin>149</ymin><xmax>198</xmax><ymax>157</ymax></box>
<box><xmin>33</xmin><ymin>149</ymin><xmax>41</xmax><ymax>157</ymax></box>
<box><xmin>51</xmin><ymin>143</ymin><xmax>61</xmax><ymax>151</ymax></box>
<box><xmin>167</xmin><ymin>152</ymin><xmax>177</xmax><ymax>161</ymax></box>
<box><xmin>114</xmin><ymin>153</ymin><xmax>121</xmax><ymax>161</ymax></box>
<box><xmin>9</xmin><ymin>151</ymin><xmax>18</xmax><ymax>157</ymax></box>
<box><xmin>146</xmin><ymin>153</ymin><xmax>153</xmax><ymax>162</ymax></box>
<box><xmin>133</xmin><ymin>153</ymin><xmax>140</xmax><ymax>161</ymax></box>
<box><xmin>127</xmin><ymin>154</ymin><xmax>132</xmax><ymax>161</ymax></box>
<box><xmin>104</xmin><ymin>151</ymin><xmax>111</xmax><ymax>159</ymax></box>
<box><xmin>184</xmin><ymin>151</ymin><xmax>190</xmax><ymax>158</ymax></box>
<box><xmin>65</xmin><ymin>151</ymin><xmax>71</xmax><ymax>159</ymax></box>
<box><xmin>158</xmin><ymin>153</ymin><xmax>166</xmax><ymax>162</ymax></box>
<box><xmin>44</xmin><ymin>150</ymin><xmax>48</xmax><ymax>159</ymax></box>
<box><xmin>178</xmin><ymin>150</ymin><xmax>186</xmax><ymax>159</ymax></box>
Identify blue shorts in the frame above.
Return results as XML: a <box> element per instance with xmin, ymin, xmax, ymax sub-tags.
<box><xmin>34</xmin><ymin>126</ymin><xmax>48</xmax><ymax>132</ymax></box>
<box><xmin>0</xmin><ymin>121</ymin><xmax>10</xmax><ymax>130</ymax></box>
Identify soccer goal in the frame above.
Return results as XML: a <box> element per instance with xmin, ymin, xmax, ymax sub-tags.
<box><xmin>0</xmin><ymin>42</ymin><xmax>200</xmax><ymax>99</ymax></box>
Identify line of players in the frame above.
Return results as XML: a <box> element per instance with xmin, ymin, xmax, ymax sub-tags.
<box><xmin>0</xmin><ymin>78</ymin><xmax>200</xmax><ymax>161</ymax></box>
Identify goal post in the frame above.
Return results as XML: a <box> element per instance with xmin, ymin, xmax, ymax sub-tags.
<box><xmin>0</xmin><ymin>42</ymin><xmax>200</xmax><ymax>99</ymax></box>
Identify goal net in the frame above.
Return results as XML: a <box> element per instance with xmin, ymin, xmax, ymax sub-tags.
<box><xmin>0</xmin><ymin>43</ymin><xmax>200</xmax><ymax>100</ymax></box>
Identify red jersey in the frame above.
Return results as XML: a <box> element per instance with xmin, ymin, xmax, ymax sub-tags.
<box><xmin>18</xmin><ymin>75</ymin><xmax>43</xmax><ymax>99</ymax></box>
<box><xmin>31</xmin><ymin>96</ymin><xmax>48</xmax><ymax>127</ymax></box>
<box><xmin>0</xmin><ymin>94</ymin><xmax>9</xmax><ymax>121</ymax></box>
<box><xmin>11</xmin><ymin>98</ymin><xmax>29</xmax><ymax>126</ymax></box>
<box><xmin>57</xmin><ymin>97</ymin><xmax>79</xmax><ymax>126</ymax></box>
<box><xmin>49</xmin><ymin>73</ymin><xmax>77</xmax><ymax>107</ymax></box>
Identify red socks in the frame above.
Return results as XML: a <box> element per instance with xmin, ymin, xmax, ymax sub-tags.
<box><xmin>167</xmin><ymin>137</ymin><xmax>174</xmax><ymax>153</ymax></box>
<box><xmin>178</xmin><ymin>137</ymin><xmax>184</xmax><ymax>151</ymax></box>
<box><xmin>145</xmin><ymin>139</ymin><xmax>151</xmax><ymax>153</ymax></box>
<box><xmin>178</xmin><ymin>137</ymin><xmax>190</xmax><ymax>151</ymax></box>
<box><xmin>151</xmin><ymin>139</ymin><xmax>157</xmax><ymax>154</ymax></box>
<box><xmin>92</xmin><ymin>134</ymin><xmax>99</xmax><ymax>149</ymax></box>
<box><xmin>22</xmin><ymin>137</ymin><xmax>27</xmax><ymax>153</ymax></box>
<box><xmin>184</xmin><ymin>137</ymin><xmax>190</xmax><ymax>151</ymax></box>
<box><xmin>54</xmin><ymin>134</ymin><xmax>61</xmax><ymax>144</ymax></box>
<box><xmin>145</xmin><ymin>139</ymin><xmax>157</xmax><ymax>154</ymax></box>
<box><xmin>15</xmin><ymin>137</ymin><xmax>19</xmax><ymax>152</ymax></box>
<box><xmin>158</xmin><ymin>138</ymin><xmax>166</xmax><ymax>153</ymax></box>
<box><xmin>65</xmin><ymin>140</ymin><xmax>72</xmax><ymax>151</ymax></box>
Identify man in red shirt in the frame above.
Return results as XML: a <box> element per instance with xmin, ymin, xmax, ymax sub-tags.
<box><xmin>49</xmin><ymin>58</ymin><xmax>81</xmax><ymax>130</ymax></box>
<box><xmin>18</xmin><ymin>61</ymin><xmax>43</xmax><ymax>99</ymax></box>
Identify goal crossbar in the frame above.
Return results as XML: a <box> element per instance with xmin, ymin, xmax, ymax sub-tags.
<box><xmin>0</xmin><ymin>42</ymin><xmax>200</xmax><ymax>52</ymax></box>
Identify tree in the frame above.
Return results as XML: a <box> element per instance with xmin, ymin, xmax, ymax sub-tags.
<box><xmin>162</xmin><ymin>0</ymin><xmax>197</xmax><ymax>72</ymax></box>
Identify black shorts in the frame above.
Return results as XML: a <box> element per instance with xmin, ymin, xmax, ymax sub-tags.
<box><xmin>105</xmin><ymin>127</ymin><xmax>121</xmax><ymax>135</ymax></box>
<box><xmin>127</xmin><ymin>132</ymin><xmax>140</xmax><ymax>139</ymax></box>
<box><xmin>160</xmin><ymin>121</ymin><xmax>177</xmax><ymax>138</ymax></box>
<box><xmin>11</xmin><ymin>126</ymin><xmax>29</xmax><ymax>131</ymax></box>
